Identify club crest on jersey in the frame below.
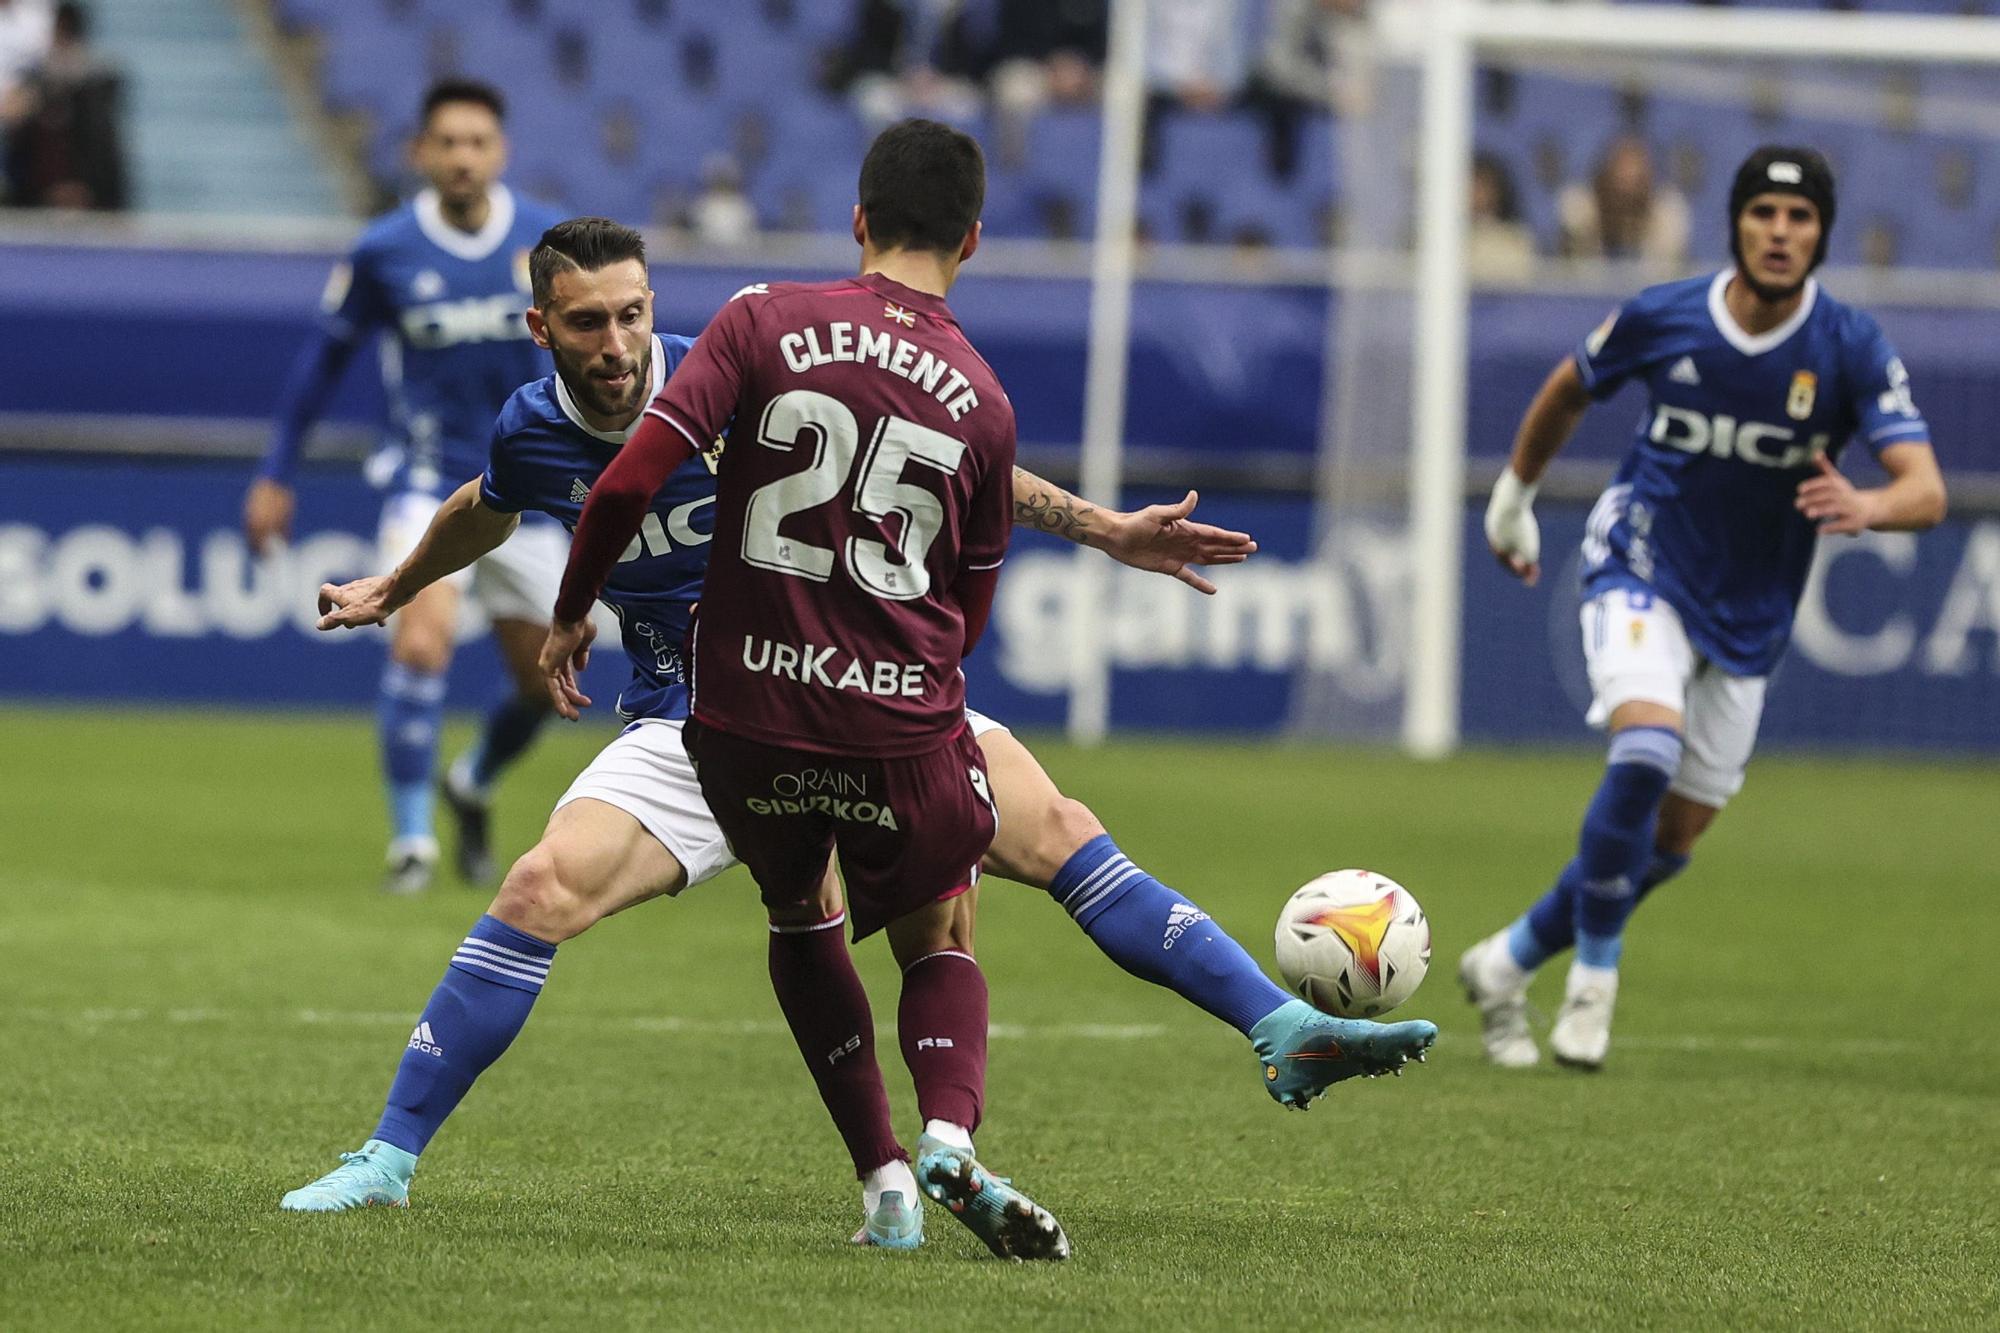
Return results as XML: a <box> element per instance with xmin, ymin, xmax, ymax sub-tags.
<box><xmin>1787</xmin><ymin>370</ymin><xmax>1817</xmax><ymax>421</ymax></box>
<box><xmin>411</xmin><ymin>269</ymin><xmax>446</xmax><ymax>300</ymax></box>
<box><xmin>884</xmin><ymin>302</ymin><xmax>916</xmax><ymax>328</ymax></box>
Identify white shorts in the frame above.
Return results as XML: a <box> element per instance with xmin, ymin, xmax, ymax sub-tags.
<box><xmin>552</xmin><ymin>707</ymin><xmax>1012</xmax><ymax>892</ymax></box>
<box><xmin>1580</xmin><ymin>588</ymin><xmax>1766</xmax><ymax>809</ymax></box>
<box><xmin>377</xmin><ymin>491</ymin><xmax>569</xmax><ymax>626</ymax></box>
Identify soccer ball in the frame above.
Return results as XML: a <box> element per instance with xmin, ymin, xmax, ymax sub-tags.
<box><xmin>1274</xmin><ymin>869</ymin><xmax>1431</xmax><ymax>1019</ymax></box>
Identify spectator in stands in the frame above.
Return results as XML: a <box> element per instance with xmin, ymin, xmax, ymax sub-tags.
<box><xmin>1558</xmin><ymin>134</ymin><xmax>1688</xmax><ymax>265</ymax></box>
<box><xmin>2</xmin><ymin>1</ymin><xmax>125</xmax><ymax>210</ymax></box>
<box><xmin>1469</xmin><ymin>150</ymin><xmax>1534</xmax><ymax>282</ymax></box>
<box><xmin>0</xmin><ymin>0</ymin><xmax>52</xmax><ymax>106</ymax></box>
<box><xmin>833</xmin><ymin>0</ymin><xmax>984</xmax><ymax>129</ymax></box>
<box><xmin>1860</xmin><ymin>218</ymin><xmax>1898</xmax><ymax>270</ymax></box>
<box><xmin>1244</xmin><ymin>0</ymin><xmax>1371</xmax><ymax>181</ymax></box>
<box><xmin>1143</xmin><ymin>0</ymin><xmax>1250</xmax><ymax>173</ymax></box>
<box><xmin>983</xmin><ymin>0</ymin><xmax>1106</xmax><ymax>167</ymax></box>
<box><xmin>688</xmin><ymin>152</ymin><xmax>758</xmax><ymax>246</ymax></box>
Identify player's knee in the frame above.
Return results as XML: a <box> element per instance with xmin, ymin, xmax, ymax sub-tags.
<box><xmin>1655</xmin><ymin>801</ymin><xmax>1718</xmax><ymax>858</ymax></box>
<box><xmin>1045</xmin><ymin>797</ymin><xmax>1107</xmax><ymax>865</ymax></box>
<box><xmin>491</xmin><ymin>845</ymin><xmax>599</xmax><ymax>942</ymax></box>
<box><xmin>391</xmin><ymin>632</ymin><xmax>453</xmax><ymax>676</ymax></box>
<box><xmin>989</xmin><ymin>795</ymin><xmax>1105</xmax><ymax>888</ymax></box>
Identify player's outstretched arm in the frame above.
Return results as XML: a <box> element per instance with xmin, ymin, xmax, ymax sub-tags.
<box><xmin>1011</xmin><ymin>466</ymin><xmax>1256</xmax><ymax>595</ymax></box>
<box><xmin>316</xmin><ymin>478</ymin><xmax>517</xmax><ymax>630</ymax></box>
<box><xmin>1795</xmin><ymin>443</ymin><xmax>1947</xmax><ymax>536</ymax></box>
<box><xmin>1486</xmin><ymin>358</ymin><xmax>1592</xmax><ymax>586</ymax></box>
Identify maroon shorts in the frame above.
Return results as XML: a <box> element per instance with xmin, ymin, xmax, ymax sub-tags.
<box><xmin>682</xmin><ymin>719</ymin><xmax>997</xmax><ymax>939</ymax></box>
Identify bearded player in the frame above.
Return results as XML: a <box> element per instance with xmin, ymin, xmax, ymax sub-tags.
<box><xmin>284</xmin><ymin>211</ymin><xmax>1437</xmax><ymax>1247</ymax></box>
<box><xmin>541</xmin><ymin>122</ymin><xmax>1437</xmax><ymax>1255</ymax></box>
<box><xmin>1461</xmin><ymin>146</ymin><xmax>1947</xmax><ymax>1070</ymax></box>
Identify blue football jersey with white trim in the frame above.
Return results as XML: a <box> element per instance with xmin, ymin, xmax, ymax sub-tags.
<box><xmin>326</xmin><ymin>184</ymin><xmax>565</xmax><ymax>496</ymax></box>
<box><xmin>1573</xmin><ymin>270</ymin><xmax>1929</xmax><ymax>675</ymax></box>
<box><xmin>480</xmin><ymin>334</ymin><xmax>716</xmax><ymax>721</ymax></box>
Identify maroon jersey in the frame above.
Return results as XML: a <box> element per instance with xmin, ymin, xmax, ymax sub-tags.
<box><xmin>558</xmin><ymin>272</ymin><xmax>1015</xmax><ymax>758</ymax></box>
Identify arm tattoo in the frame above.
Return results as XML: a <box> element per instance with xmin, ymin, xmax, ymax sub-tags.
<box><xmin>1013</xmin><ymin>466</ymin><xmax>1097</xmax><ymax>544</ymax></box>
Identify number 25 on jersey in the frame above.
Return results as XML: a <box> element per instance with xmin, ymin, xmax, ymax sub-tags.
<box><xmin>742</xmin><ymin>389</ymin><xmax>967</xmax><ymax>601</ymax></box>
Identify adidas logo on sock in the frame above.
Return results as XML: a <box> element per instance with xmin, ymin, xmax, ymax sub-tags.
<box><xmin>407</xmin><ymin>1021</ymin><xmax>444</xmax><ymax>1058</ymax></box>
<box><xmin>570</xmin><ymin>477</ymin><xmax>591</xmax><ymax>504</ymax></box>
<box><xmin>1668</xmin><ymin>356</ymin><xmax>1701</xmax><ymax>386</ymax></box>
<box><xmin>1162</xmin><ymin>902</ymin><xmax>1211</xmax><ymax>951</ymax></box>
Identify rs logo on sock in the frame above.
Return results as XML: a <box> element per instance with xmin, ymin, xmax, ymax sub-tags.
<box><xmin>914</xmin><ymin>1037</ymin><xmax>956</xmax><ymax>1050</ymax></box>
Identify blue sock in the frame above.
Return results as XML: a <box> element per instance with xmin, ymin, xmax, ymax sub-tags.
<box><xmin>1507</xmin><ymin>847</ymin><xmax>1693</xmax><ymax>968</ymax></box>
<box><xmin>379</xmin><ymin>662</ymin><xmax>446</xmax><ymax>842</ymax></box>
<box><xmin>1570</xmin><ymin>727</ymin><xmax>1682</xmax><ymax>969</ymax></box>
<box><xmin>1047</xmin><ymin>835</ymin><xmax>1292</xmax><ymax>1035</ymax></box>
<box><xmin>373</xmin><ymin>915</ymin><xmax>556</xmax><ymax>1155</ymax></box>
<box><xmin>1508</xmin><ymin>881</ymin><xmax>1572</xmax><ymax>971</ymax></box>
<box><xmin>466</xmin><ymin>695</ymin><xmax>550</xmax><ymax>792</ymax></box>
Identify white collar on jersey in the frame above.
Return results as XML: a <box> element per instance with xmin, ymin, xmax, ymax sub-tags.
<box><xmin>413</xmin><ymin>182</ymin><xmax>516</xmax><ymax>262</ymax></box>
<box><xmin>1707</xmin><ymin>268</ymin><xmax>1818</xmax><ymax>357</ymax></box>
<box><xmin>556</xmin><ymin>334</ymin><xmax>669</xmax><ymax>444</ymax></box>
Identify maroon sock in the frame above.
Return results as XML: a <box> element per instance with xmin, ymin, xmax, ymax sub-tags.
<box><xmin>768</xmin><ymin>915</ymin><xmax>906</xmax><ymax>1176</ymax></box>
<box><xmin>897</xmin><ymin>951</ymin><xmax>988</xmax><ymax>1134</ymax></box>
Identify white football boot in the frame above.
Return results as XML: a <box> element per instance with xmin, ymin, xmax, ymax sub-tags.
<box><xmin>1457</xmin><ymin>930</ymin><xmax>1539</xmax><ymax>1068</ymax></box>
<box><xmin>382</xmin><ymin>835</ymin><xmax>439</xmax><ymax>896</ymax></box>
<box><xmin>1549</xmin><ymin>962</ymin><xmax>1619</xmax><ymax>1071</ymax></box>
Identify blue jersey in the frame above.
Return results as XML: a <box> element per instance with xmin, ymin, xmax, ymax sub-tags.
<box><xmin>1573</xmin><ymin>271</ymin><xmax>1930</xmax><ymax>675</ymax></box>
<box><xmin>265</xmin><ymin>184</ymin><xmax>565</xmax><ymax>496</ymax></box>
<box><xmin>479</xmin><ymin>335</ymin><xmax>716</xmax><ymax>721</ymax></box>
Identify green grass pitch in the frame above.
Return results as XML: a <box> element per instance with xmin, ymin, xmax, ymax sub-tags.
<box><xmin>2</xmin><ymin>706</ymin><xmax>1995</xmax><ymax>1330</ymax></box>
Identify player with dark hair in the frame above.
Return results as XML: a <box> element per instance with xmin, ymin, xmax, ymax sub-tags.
<box><xmin>547</xmin><ymin>120</ymin><xmax>1058</xmax><ymax>1257</ymax></box>
<box><xmin>283</xmin><ymin>198</ymin><xmax>1433</xmax><ymax>1239</ymax></box>
<box><xmin>243</xmin><ymin>78</ymin><xmax>567</xmax><ymax>893</ymax></box>
<box><xmin>1462</xmin><ymin>146</ymin><xmax>1948</xmax><ymax>1070</ymax></box>
<box><xmin>542</xmin><ymin>120</ymin><xmax>1435</xmax><ymax>1258</ymax></box>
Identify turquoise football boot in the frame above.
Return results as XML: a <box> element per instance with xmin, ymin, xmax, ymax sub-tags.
<box><xmin>279</xmin><ymin>1139</ymin><xmax>416</xmax><ymax>1211</ymax></box>
<box><xmin>1251</xmin><ymin>999</ymin><xmax>1438</xmax><ymax>1109</ymax></box>
<box><xmin>850</xmin><ymin>1189</ymin><xmax>924</xmax><ymax>1250</ymax></box>
<box><xmin>915</xmin><ymin>1135</ymin><xmax>1069</xmax><ymax>1261</ymax></box>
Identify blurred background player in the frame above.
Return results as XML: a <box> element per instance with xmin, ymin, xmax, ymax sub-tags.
<box><xmin>242</xmin><ymin>78</ymin><xmax>566</xmax><ymax>894</ymax></box>
<box><xmin>1463</xmin><ymin>146</ymin><xmax>1947</xmax><ymax>1071</ymax></box>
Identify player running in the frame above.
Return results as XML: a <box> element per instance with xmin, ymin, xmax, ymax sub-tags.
<box><xmin>283</xmin><ymin>208</ymin><xmax>1434</xmax><ymax>1239</ymax></box>
<box><xmin>244</xmin><ymin>80</ymin><xmax>567</xmax><ymax>894</ymax></box>
<box><xmin>1461</xmin><ymin>146</ymin><xmax>1947</xmax><ymax>1071</ymax></box>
